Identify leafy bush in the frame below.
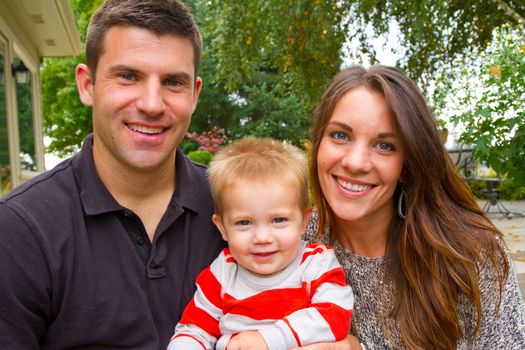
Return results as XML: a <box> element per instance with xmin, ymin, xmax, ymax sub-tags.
<box><xmin>433</xmin><ymin>24</ymin><xmax>525</xmax><ymax>184</ymax></box>
<box><xmin>187</xmin><ymin>150</ymin><xmax>213</xmax><ymax>166</ymax></box>
<box><xmin>468</xmin><ymin>178</ymin><xmax>525</xmax><ymax>200</ymax></box>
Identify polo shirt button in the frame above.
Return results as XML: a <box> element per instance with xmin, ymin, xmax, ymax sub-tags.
<box><xmin>135</xmin><ymin>235</ymin><xmax>145</xmax><ymax>246</ymax></box>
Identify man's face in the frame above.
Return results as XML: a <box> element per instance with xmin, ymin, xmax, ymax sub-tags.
<box><xmin>77</xmin><ymin>25</ymin><xmax>202</xmax><ymax>173</ymax></box>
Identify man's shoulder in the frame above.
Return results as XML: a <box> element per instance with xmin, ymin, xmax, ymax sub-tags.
<box><xmin>174</xmin><ymin>150</ymin><xmax>214</xmax><ymax>207</ymax></box>
<box><xmin>1</xmin><ymin>156</ymin><xmax>77</xmax><ymax>210</ymax></box>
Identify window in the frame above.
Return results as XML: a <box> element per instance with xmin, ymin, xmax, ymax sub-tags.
<box><xmin>0</xmin><ymin>41</ymin><xmax>11</xmax><ymax>195</ymax></box>
<box><xmin>13</xmin><ymin>56</ymin><xmax>36</xmax><ymax>173</ymax></box>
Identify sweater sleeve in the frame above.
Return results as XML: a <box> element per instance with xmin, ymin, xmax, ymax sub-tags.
<box><xmin>167</xmin><ymin>257</ymin><xmax>225</xmax><ymax>350</ymax></box>
<box><xmin>467</xmin><ymin>243</ymin><xmax>525</xmax><ymax>349</ymax></box>
<box><xmin>259</xmin><ymin>244</ymin><xmax>354</xmax><ymax>348</ymax></box>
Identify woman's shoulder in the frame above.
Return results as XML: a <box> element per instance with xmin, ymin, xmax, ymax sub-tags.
<box><xmin>303</xmin><ymin>207</ymin><xmax>327</xmax><ymax>244</ymax></box>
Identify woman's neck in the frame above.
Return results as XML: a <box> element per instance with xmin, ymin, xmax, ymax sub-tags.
<box><xmin>332</xmin><ymin>215</ymin><xmax>391</xmax><ymax>257</ymax></box>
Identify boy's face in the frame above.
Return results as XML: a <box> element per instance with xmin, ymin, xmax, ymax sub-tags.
<box><xmin>213</xmin><ymin>178</ymin><xmax>311</xmax><ymax>277</ymax></box>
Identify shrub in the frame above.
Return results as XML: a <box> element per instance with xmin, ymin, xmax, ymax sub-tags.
<box><xmin>187</xmin><ymin>150</ymin><xmax>213</xmax><ymax>166</ymax></box>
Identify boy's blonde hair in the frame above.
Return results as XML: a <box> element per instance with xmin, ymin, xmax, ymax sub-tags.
<box><xmin>207</xmin><ymin>137</ymin><xmax>309</xmax><ymax>216</ymax></box>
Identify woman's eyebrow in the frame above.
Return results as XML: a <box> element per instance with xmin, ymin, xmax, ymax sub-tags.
<box><xmin>327</xmin><ymin>121</ymin><xmax>353</xmax><ymax>132</ymax></box>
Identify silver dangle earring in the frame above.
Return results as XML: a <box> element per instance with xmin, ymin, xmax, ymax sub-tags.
<box><xmin>398</xmin><ymin>187</ymin><xmax>406</xmax><ymax>219</ymax></box>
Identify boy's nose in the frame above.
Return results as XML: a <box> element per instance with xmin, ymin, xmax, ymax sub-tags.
<box><xmin>252</xmin><ymin>227</ymin><xmax>273</xmax><ymax>244</ymax></box>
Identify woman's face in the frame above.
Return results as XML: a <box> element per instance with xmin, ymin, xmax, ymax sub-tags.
<box><xmin>317</xmin><ymin>86</ymin><xmax>405</xmax><ymax>227</ymax></box>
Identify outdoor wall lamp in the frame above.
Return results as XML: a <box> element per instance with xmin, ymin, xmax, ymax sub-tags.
<box><xmin>11</xmin><ymin>62</ymin><xmax>31</xmax><ymax>84</ymax></box>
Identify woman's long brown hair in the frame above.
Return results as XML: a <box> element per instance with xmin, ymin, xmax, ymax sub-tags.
<box><xmin>309</xmin><ymin>65</ymin><xmax>509</xmax><ymax>349</ymax></box>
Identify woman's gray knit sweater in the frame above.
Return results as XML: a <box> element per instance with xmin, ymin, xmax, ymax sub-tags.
<box><xmin>305</xmin><ymin>210</ymin><xmax>525</xmax><ymax>349</ymax></box>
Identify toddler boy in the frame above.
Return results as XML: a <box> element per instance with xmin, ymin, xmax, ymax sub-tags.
<box><xmin>168</xmin><ymin>137</ymin><xmax>353</xmax><ymax>350</ymax></box>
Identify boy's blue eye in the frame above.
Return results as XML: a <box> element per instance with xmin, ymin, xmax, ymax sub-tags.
<box><xmin>272</xmin><ymin>217</ymin><xmax>287</xmax><ymax>224</ymax></box>
<box><xmin>238</xmin><ymin>220</ymin><xmax>251</xmax><ymax>226</ymax></box>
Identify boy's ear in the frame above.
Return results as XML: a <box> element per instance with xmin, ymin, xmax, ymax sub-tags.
<box><xmin>75</xmin><ymin>63</ymin><xmax>94</xmax><ymax>107</ymax></box>
<box><xmin>212</xmin><ymin>214</ymin><xmax>228</xmax><ymax>241</ymax></box>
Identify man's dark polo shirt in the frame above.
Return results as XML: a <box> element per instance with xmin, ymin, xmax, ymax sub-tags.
<box><xmin>0</xmin><ymin>135</ymin><xmax>225</xmax><ymax>349</ymax></box>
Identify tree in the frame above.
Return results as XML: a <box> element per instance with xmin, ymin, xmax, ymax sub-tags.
<box><xmin>433</xmin><ymin>24</ymin><xmax>525</xmax><ymax>183</ymax></box>
<box><xmin>43</xmin><ymin>0</ymin><xmax>525</xmax><ymax>156</ymax></box>
<box><xmin>41</xmin><ymin>0</ymin><xmax>101</xmax><ymax>156</ymax></box>
<box><xmin>204</xmin><ymin>0</ymin><xmax>524</xmax><ymax>101</ymax></box>
<box><xmin>186</xmin><ymin>0</ymin><xmax>313</xmax><ymax>148</ymax></box>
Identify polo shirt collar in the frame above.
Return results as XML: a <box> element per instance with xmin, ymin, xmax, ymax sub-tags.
<box><xmin>173</xmin><ymin>147</ymin><xmax>209</xmax><ymax>214</ymax></box>
<box><xmin>73</xmin><ymin>134</ymin><xmax>123</xmax><ymax>215</ymax></box>
<box><xmin>73</xmin><ymin>134</ymin><xmax>205</xmax><ymax>216</ymax></box>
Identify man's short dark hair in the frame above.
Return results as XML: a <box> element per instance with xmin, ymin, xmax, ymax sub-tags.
<box><xmin>85</xmin><ymin>0</ymin><xmax>202</xmax><ymax>81</ymax></box>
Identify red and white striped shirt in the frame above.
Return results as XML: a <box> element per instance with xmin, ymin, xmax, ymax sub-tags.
<box><xmin>168</xmin><ymin>242</ymin><xmax>353</xmax><ymax>350</ymax></box>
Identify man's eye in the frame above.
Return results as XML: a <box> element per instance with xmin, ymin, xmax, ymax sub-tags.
<box><xmin>164</xmin><ymin>79</ymin><xmax>182</xmax><ymax>87</ymax></box>
<box><xmin>329</xmin><ymin>131</ymin><xmax>349</xmax><ymax>142</ymax></box>
<box><xmin>272</xmin><ymin>217</ymin><xmax>287</xmax><ymax>224</ymax></box>
<box><xmin>237</xmin><ymin>220</ymin><xmax>251</xmax><ymax>226</ymax></box>
<box><xmin>119</xmin><ymin>73</ymin><xmax>136</xmax><ymax>81</ymax></box>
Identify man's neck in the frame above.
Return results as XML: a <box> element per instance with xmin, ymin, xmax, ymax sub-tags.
<box><xmin>93</xmin><ymin>148</ymin><xmax>176</xmax><ymax>241</ymax></box>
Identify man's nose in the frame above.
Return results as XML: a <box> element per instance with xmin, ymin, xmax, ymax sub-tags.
<box><xmin>136</xmin><ymin>79</ymin><xmax>166</xmax><ymax>117</ymax></box>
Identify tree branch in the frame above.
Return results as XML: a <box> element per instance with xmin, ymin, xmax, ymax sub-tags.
<box><xmin>493</xmin><ymin>0</ymin><xmax>525</xmax><ymax>23</ymax></box>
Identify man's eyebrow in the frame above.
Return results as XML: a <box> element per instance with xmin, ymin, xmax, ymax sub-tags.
<box><xmin>164</xmin><ymin>72</ymin><xmax>193</xmax><ymax>82</ymax></box>
<box><xmin>107</xmin><ymin>64</ymin><xmax>140</xmax><ymax>74</ymax></box>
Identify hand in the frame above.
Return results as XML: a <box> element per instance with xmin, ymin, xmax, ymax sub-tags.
<box><xmin>226</xmin><ymin>330</ymin><xmax>268</xmax><ymax>350</ymax></box>
<box><xmin>290</xmin><ymin>334</ymin><xmax>362</xmax><ymax>350</ymax></box>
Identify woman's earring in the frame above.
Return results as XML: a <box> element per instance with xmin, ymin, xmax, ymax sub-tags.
<box><xmin>398</xmin><ymin>188</ymin><xmax>406</xmax><ymax>219</ymax></box>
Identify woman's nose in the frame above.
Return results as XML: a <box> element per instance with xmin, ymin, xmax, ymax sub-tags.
<box><xmin>341</xmin><ymin>143</ymin><xmax>373</xmax><ymax>173</ymax></box>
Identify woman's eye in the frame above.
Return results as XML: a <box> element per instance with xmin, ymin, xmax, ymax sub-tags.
<box><xmin>329</xmin><ymin>131</ymin><xmax>349</xmax><ymax>142</ymax></box>
<box><xmin>377</xmin><ymin>142</ymin><xmax>395</xmax><ymax>152</ymax></box>
<box><xmin>272</xmin><ymin>217</ymin><xmax>287</xmax><ymax>224</ymax></box>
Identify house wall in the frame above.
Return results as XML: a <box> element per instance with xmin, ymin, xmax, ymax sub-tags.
<box><xmin>0</xmin><ymin>0</ymin><xmax>80</xmax><ymax>195</ymax></box>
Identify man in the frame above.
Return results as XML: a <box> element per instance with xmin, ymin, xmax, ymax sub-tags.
<box><xmin>0</xmin><ymin>0</ymin><xmax>225</xmax><ymax>348</ymax></box>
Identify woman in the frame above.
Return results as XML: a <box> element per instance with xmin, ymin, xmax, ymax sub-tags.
<box><xmin>304</xmin><ymin>65</ymin><xmax>525</xmax><ymax>349</ymax></box>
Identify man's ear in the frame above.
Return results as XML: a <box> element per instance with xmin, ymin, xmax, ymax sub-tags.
<box><xmin>212</xmin><ymin>214</ymin><xmax>228</xmax><ymax>242</ymax></box>
<box><xmin>75</xmin><ymin>64</ymin><xmax>94</xmax><ymax>107</ymax></box>
<box><xmin>191</xmin><ymin>76</ymin><xmax>202</xmax><ymax>113</ymax></box>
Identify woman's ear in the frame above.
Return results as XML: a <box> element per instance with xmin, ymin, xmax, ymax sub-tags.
<box><xmin>75</xmin><ymin>64</ymin><xmax>94</xmax><ymax>107</ymax></box>
<box><xmin>212</xmin><ymin>214</ymin><xmax>228</xmax><ymax>242</ymax></box>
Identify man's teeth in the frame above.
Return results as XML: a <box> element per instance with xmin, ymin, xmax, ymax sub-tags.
<box><xmin>128</xmin><ymin>124</ymin><xmax>163</xmax><ymax>134</ymax></box>
<box><xmin>337</xmin><ymin>179</ymin><xmax>369</xmax><ymax>192</ymax></box>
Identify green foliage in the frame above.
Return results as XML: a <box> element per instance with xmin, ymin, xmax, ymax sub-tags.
<box><xmin>187</xmin><ymin>150</ymin><xmax>213</xmax><ymax>166</ymax></box>
<box><xmin>201</xmin><ymin>0</ymin><xmax>524</xmax><ymax>97</ymax></box>
<box><xmin>41</xmin><ymin>0</ymin><xmax>101</xmax><ymax>156</ymax></box>
<box><xmin>202</xmin><ymin>0</ymin><xmax>344</xmax><ymax>107</ymax></box>
<box><xmin>42</xmin><ymin>55</ymin><xmax>92</xmax><ymax>156</ymax></box>
<box><xmin>190</xmin><ymin>2</ymin><xmax>312</xmax><ymax>148</ymax></box>
<box><xmin>42</xmin><ymin>0</ymin><xmax>525</xmax><ymax>157</ymax></box>
<box><xmin>434</xmin><ymin>24</ymin><xmax>525</xmax><ymax>183</ymax></box>
<box><xmin>468</xmin><ymin>178</ymin><xmax>525</xmax><ymax>200</ymax></box>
